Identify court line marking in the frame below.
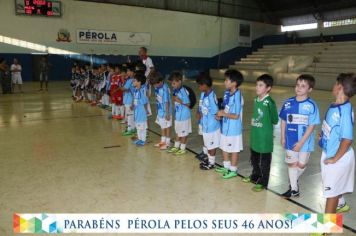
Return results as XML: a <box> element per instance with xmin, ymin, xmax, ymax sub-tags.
<box><xmin>146</xmin><ymin>127</ymin><xmax>356</xmax><ymax>233</ymax></box>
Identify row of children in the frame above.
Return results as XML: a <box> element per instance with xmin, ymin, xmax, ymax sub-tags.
<box><xmin>143</xmin><ymin>69</ymin><xmax>355</xmax><ymax>217</ymax></box>
<box><xmin>70</xmin><ymin>64</ymin><xmax>355</xmax><ymax>216</ymax></box>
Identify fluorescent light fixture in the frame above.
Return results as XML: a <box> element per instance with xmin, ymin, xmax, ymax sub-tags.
<box><xmin>281</xmin><ymin>23</ymin><xmax>317</xmax><ymax>32</ymax></box>
<box><xmin>0</xmin><ymin>34</ymin><xmax>106</xmax><ymax>64</ymax></box>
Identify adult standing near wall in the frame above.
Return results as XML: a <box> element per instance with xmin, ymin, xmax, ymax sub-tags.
<box><xmin>11</xmin><ymin>58</ymin><xmax>23</xmax><ymax>93</ymax></box>
<box><xmin>139</xmin><ymin>47</ymin><xmax>155</xmax><ymax>80</ymax></box>
<box><xmin>0</xmin><ymin>58</ymin><xmax>11</xmax><ymax>94</ymax></box>
<box><xmin>139</xmin><ymin>47</ymin><xmax>155</xmax><ymax>117</ymax></box>
<box><xmin>39</xmin><ymin>56</ymin><xmax>51</xmax><ymax>92</ymax></box>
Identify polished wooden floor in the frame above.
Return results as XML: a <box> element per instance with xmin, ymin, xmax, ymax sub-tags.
<box><xmin>0</xmin><ymin>81</ymin><xmax>355</xmax><ymax>235</ymax></box>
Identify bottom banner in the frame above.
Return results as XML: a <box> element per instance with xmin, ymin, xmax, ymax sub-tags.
<box><xmin>13</xmin><ymin>213</ymin><xmax>343</xmax><ymax>234</ymax></box>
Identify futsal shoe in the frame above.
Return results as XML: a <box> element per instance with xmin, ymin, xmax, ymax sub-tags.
<box><xmin>174</xmin><ymin>149</ymin><xmax>186</xmax><ymax>156</ymax></box>
<box><xmin>281</xmin><ymin>189</ymin><xmax>300</xmax><ymax>198</ymax></box>
<box><xmin>215</xmin><ymin>167</ymin><xmax>229</xmax><ymax>175</ymax></box>
<box><xmin>222</xmin><ymin>171</ymin><xmax>238</xmax><ymax>179</ymax></box>
<box><xmin>135</xmin><ymin>140</ymin><xmax>145</xmax><ymax>146</ymax></box>
<box><xmin>336</xmin><ymin>203</ymin><xmax>350</xmax><ymax>213</ymax></box>
<box><xmin>167</xmin><ymin>147</ymin><xmax>179</xmax><ymax>153</ymax></box>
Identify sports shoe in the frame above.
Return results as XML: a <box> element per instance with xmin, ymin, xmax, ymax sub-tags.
<box><xmin>122</xmin><ymin>130</ymin><xmax>134</xmax><ymax>136</ymax></box>
<box><xmin>154</xmin><ymin>142</ymin><xmax>165</xmax><ymax>148</ymax></box>
<box><xmin>200</xmin><ymin>162</ymin><xmax>215</xmax><ymax>170</ymax></box>
<box><xmin>242</xmin><ymin>177</ymin><xmax>251</xmax><ymax>183</ymax></box>
<box><xmin>135</xmin><ymin>140</ymin><xmax>145</xmax><ymax>146</ymax></box>
<box><xmin>252</xmin><ymin>184</ymin><xmax>265</xmax><ymax>192</ymax></box>
<box><xmin>174</xmin><ymin>149</ymin><xmax>186</xmax><ymax>155</ymax></box>
<box><xmin>282</xmin><ymin>189</ymin><xmax>300</xmax><ymax>198</ymax></box>
<box><xmin>336</xmin><ymin>203</ymin><xmax>350</xmax><ymax>213</ymax></box>
<box><xmin>132</xmin><ymin>139</ymin><xmax>140</xmax><ymax>145</ymax></box>
<box><xmin>195</xmin><ymin>151</ymin><xmax>207</xmax><ymax>161</ymax></box>
<box><xmin>222</xmin><ymin>171</ymin><xmax>238</xmax><ymax>179</ymax></box>
<box><xmin>167</xmin><ymin>147</ymin><xmax>180</xmax><ymax>153</ymax></box>
<box><xmin>215</xmin><ymin>167</ymin><xmax>229</xmax><ymax>174</ymax></box>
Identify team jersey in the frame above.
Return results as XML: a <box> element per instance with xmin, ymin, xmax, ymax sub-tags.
<box><xmin>199</xmin><ymin>89</ymin><xmax>220</xmax><ymax>133</ymax></box>
<box><xmin>133</xmin><ymin>86</ymin><xmax>148</xmax><ymax>123</ymax></box>
<box><xmin>154</xmin><ymin>83</ymin><xmax>172</xmax><ymax>118</ymax></box>
<box><xmin>279</xmin><ymin>96</ymin><xmax>320</xmax><ymax>152</ymax></box>
<box><xmin>319</xmin><ymin>101</ymin><xmax>354</xmax><ymax>158</ymax></box>
<box><xmin>173</xmin><ymin>86</ymin><xmax>191</xmax><ymax>121</ymax></box>
<box><xmin>123</xmin><ymin>77</ymin><xmax>134</xmax><ymax>105</ymax></box>
<box><xmin>221</xmin><ymin>89</ymin><xmax>244</xmax><ymax>136</ymax></box>
<box><xmin>250</xmin><ymin>95</ymin><xmax>279</xmax><ymax>153</ymax></box>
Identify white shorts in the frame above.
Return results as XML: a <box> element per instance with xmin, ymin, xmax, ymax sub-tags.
<box><xmin>220</xmin><ymin>134</ymin><xmax>243</xmax><ymax>153</ymax></box>
<box><xmin>147</xmin><ymin>101</ymin><xmax>152</xmax><ymax>116</ymax></box>
<box><xmin>125</xmin><ymin>105</ymin><xmax>134</xmax><ymax>115</ymax></box>
<box><xmin>203</xmin><ymin>129</ymin><xmax>221</xmax><ymax>150</ymax></box>
<box><xmin>136</xmin><ymin>121</ymin><xmax>147</xmax><ymax>131</ymax></box>
<box><xmin>40</xmin><ymin>72</ymin><xmax>48</xmax><ymax>82</ymax></box>
<box><xmin>285</xmin><ymin>150</ymin><xmax>310</xmax><ymax>164</ymax></box>
<box><xmin>321</xmin><ymin>148</ymin><xmax>355</xmax><ymax>198</ymax></box>
<box><xmin>198</xmin><ymin>124</ymin><xmax>203</xmax><ymax>136</ymax></box>
<box><xmin>174</xmin><ymin>119</ymin><xmax>192</xmax><ymax>137</ymax></box>
<box><xmin>155</xmin><ymin>116</ymin><xmax>172</xmax><ymax>129</ymax></box>
<box><xmin>12</xmin><ymin>75</ymin><xmax>22</xmax><ymax>84</ymax></box>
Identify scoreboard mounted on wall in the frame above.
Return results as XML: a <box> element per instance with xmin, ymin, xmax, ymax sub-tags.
<box><xmin>15</xmin><ymin>0</ymin><xmax>61</xmax><ymax>17</ymax></box>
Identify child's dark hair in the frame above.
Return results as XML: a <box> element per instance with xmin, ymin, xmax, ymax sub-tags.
<box><xmin>296</xmin><ymin>74</ymin><xmax>315</xmax><ymax>89</ymax></box>
<box><xmin>140</xmin><ymin>47</ymin><xmax>148</xmax><ymax>53</ymax></box>
<box><xmin>257</xmin><ymin>74</ymin><xmax>274</xmax><ymax>87</ymax></box>
<box><xmin>150</xmin><ymin>72</ymin><xmax>164</xmax><ymax>85</ymax></box>
<box><xmin>196</xmin><ymin>72</ymin><xmax>213</xmax><ymax>87</ymax></box>
<box><xmin>135</xmin><ymin>62</ymin><xmax>146</xmax><ymax>73</ymax></box>
<box><xmin>169</xmin><ymin>71</ymin><xmax>183</xmax><ymax>82</ymax></box>
<box><xmin>120</xmin><ymin>66</ymin><xmax>127</xmax><ymax>73</ymax></box>
<box><xmin>127</xmin><ymin>64</ymin><xmax>135</xmax><ymax>72</ymax></box>
<box><xmin>134</xmin><ymin>73</ymin><xmax>146</xmax><ymax>85</ymax></box>
<box><xmin>336</xmin><ymin>73</ymin><xmax>356</xmax><ymax>98</ymax></box>
<box><xmin>224</xmin><ymin>69</ymin><xmax>244</xmax><ymax>87</ymax></box>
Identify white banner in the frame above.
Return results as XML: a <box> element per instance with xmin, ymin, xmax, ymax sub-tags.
<box><xmin>76</xmin><ymin>29</ymin><xmax>151</xmax><ymax>45</ymax></box>
<box><xmin>14</xmin><ymin>213</ymin><xmax>343</xmax><ymax>234</ymax></box>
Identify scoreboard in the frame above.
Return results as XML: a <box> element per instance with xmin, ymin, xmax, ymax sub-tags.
<box><xmin>15</xmin><ymin>0</ymin><xmax>61</xmax><ymax>17</ymax></box>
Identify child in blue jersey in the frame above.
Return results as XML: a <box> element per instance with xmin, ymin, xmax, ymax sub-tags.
<box><xmin>215</xmin><ymin>69</ymin><xmax>244</xmax><ymax>179</ymax></box>
<box><xmin>150</xmin><ymin>73</ymin><xmax>173</xmax><ymax>150</ymax></box>
<box><xmin>279</xmin><ymin>74</ymin><xmax>320</xmax><ymax>198</ymax></box>
<box><xmin>122</xmin><ymin>65</ymin><xmax>136</xmax><ymax>136</ymax></box>
<box><xmin>319</xmin><ymin>73</ymin><xmax>356</xmax><ymax>214</ymax></box>
<box><xmin>167</xmin><ymin>71</ymin><xmax>192</xmax><ymax>155</ymax></box>
<box><xmin>197</xmin><ymin>74</ymin><xmax>221</xmax><ymax>170</ymax></box>
<box><xmin>132</xmin><ymin>73</ymin><xmax>148</xmax><ymax>146</ymax></box>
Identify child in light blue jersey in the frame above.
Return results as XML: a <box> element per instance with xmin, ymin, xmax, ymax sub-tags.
<box><xmin>122</xmin><ymin>65</ymin><xmax>136</xmax><ymax>136</ymax></box>
<box><xmin>150</xmin><ymin>73</ymin><xmax>172</xmax><ymax>150</ymax></box>
<box><xmin>319</xmin><ymin>73</ymin><xmax>356</xmax><ymax>215</ymax></box>
<box><xmin>215</xmin><ymin>69</ymin><xmax>244</xmax><ymax>179</ymax></box>
<box><xmin>197</xmin><ymin>74</ymin><xmax>221</xmax><ymax>170</ymax></box>
<box><xmin>167</xmin><ymin>71</ymin><xmax>192</xmax><ymax>155</ymax></box>
<box><xmin>279</xmin><ymin>74</ymin><xmax>320</xmax><ymax>198</ymax></box>
<box><xmin>132</xmin><ymin>73</ymin><xmax>148</xmax><ymax>146</ymax></box>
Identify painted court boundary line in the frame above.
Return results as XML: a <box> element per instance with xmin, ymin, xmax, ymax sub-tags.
<box><xmin>147</xmin><ymin>127</ymin><xmax>356</xmax><ymax>234</ymax></box>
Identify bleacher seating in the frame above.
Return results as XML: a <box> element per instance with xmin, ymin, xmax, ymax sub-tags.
<box><xmin>210</xmin><ymin>41</ymin><xmax>356</xmax><ymax>90</ymax></box>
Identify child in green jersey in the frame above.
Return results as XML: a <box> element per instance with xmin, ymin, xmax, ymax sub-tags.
<box><xmin>242</xmin><ymin>74</ymin><xmax>278</xmax><ymax>192</ymax></box>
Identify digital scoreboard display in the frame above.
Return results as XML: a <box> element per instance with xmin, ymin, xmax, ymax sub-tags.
<box><xmin>15</xmin><ymin>0</ymin><xmax>61</xmax><ymax>17</ymax></box>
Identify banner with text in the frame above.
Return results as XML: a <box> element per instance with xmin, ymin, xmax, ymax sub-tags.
<box><xmin>13</xmin><ymin>213</ymin><xmax>343</xmax><ymax>234</ymax></box>
<box><xmin>76</xmin><ymin>29</ymin><xmax>151</xmax><ymax>45</ymax></box>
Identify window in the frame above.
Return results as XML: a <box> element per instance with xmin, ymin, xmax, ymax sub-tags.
<box><xmin>324</xmin><ymin>18</ymin><xmax>356</xmax><ymax>28</ymax></box>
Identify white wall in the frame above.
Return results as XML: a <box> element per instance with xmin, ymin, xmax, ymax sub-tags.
<box><xmin>0</xmin><ymin>0</ymin><xmax>279</xmax><ymax>57</ymax></box>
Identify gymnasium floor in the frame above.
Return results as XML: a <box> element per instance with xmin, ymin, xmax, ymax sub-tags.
<box><xmin>0</xmin><ymin>81</ymin><xmax>355</xmax><ymax>236</ymax></box>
